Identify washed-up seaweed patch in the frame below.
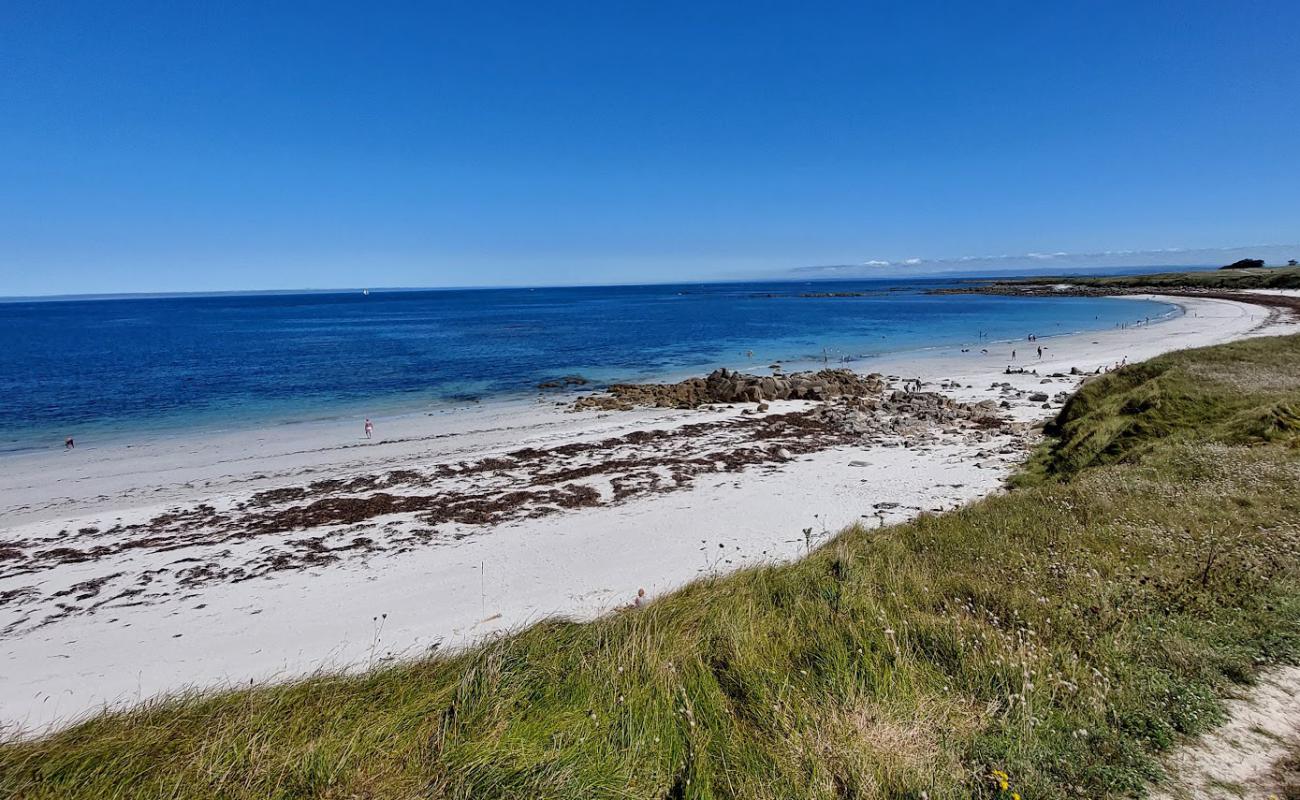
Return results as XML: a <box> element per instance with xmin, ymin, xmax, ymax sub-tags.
<box><xmin>0</xmin><ymin>392</ymin><xmax>1022</xmax><ymax>635</ymax></box>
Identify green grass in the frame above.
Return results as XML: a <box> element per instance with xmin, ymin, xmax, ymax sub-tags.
<box><xmin>6</xmin><ymin>335</ymin><xmax>1300</xmax><ymax>799</ymax></box>
<box><xmin>1017</xmin><ymin>265</ymin><xmax>1300</xmax><ymax>290</ymax></box>
<box><xmin>1018</xmin><ymin>334</ymin><xmax>1300</xmax><ymax>482</ymax></box>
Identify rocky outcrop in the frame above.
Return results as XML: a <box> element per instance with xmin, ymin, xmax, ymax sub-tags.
<box><xmin>572</xmin><ymin>368</ymin><xmax>887</xmax><ymax>411</ymax></box>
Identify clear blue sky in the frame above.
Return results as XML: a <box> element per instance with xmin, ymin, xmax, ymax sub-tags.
<box><xmin>2</xmin><ymin>1</ymin><xmax>1298</xmax><ymax>295</ymax></box>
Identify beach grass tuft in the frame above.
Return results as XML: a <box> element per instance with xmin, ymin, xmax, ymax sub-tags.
<box><xmin>5</xmin><ymin>335</ymin><xmax>1300</xmax><ymax>798</ymax></box>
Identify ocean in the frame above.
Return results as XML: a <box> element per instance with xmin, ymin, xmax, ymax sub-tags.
<box><xmin>0</xmin><ymin>279</ymin><xmax>1174</xmax><ymax>453</ymax></box>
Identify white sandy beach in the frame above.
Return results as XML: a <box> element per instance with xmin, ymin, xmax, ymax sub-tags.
<box><xmin>0</xmin><ymin>294</ymin><xmax>1290</xmax><ymax>736</ymax></box>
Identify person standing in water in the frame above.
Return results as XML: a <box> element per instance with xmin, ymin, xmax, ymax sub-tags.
<box><xmin>364</xmin><ymin>418</ymin><xmax>373</xmax><ymax>439</ymax></box>
<box><xmin>64</xmin><ymin>436</ymin><xmax>75</xmax><ymax>450</ymax></box>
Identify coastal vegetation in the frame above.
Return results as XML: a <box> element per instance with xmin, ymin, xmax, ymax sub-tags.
<box><xmin>4</xmin><ymin>334</ymin><xmax>1300</xmax><ymax>798</ymax></box>
<box><xmin>1018</xmin><ymin>264</ymin><xmax>1300</xmax><ymax>291</ymax></box>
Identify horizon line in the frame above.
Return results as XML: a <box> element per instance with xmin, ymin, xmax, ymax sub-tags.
<box><xmin>0</xmin><ymin>261</ymin><xmax>1243</xmax><ymax>304</ymax></box>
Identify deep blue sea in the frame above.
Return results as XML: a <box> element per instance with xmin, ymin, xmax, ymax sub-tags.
<box><xmin>0</xmin><ymin>279</ymin><xmax>1174</xmax><ymax>453</ymax></box>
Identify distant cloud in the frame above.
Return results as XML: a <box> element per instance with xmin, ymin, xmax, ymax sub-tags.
<box><xmin>787</xmin><ymin>243</ymin><xmax>1299</xmax><ymax>278</ymax></box>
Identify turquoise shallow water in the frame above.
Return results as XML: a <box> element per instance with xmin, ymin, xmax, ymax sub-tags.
<box><xmin>0</xmin><ymin>279</ymin><xmax>1174</xmax><ymax>453</ymax></box>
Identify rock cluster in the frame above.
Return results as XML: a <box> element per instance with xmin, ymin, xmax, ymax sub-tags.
<box><xmin>573</xmin><ymin>368</ymin><xmax>887</xmax><ymax>411</ymax></box>
<box><xmin>793</xmin><ymin>391</ymin><xmax>1009</xmax><ymax>447</ymax></box>
<box><xmin>881</xmin><ymin>389</ymin><xmax>979</xmax><ymax>424</ymax></box>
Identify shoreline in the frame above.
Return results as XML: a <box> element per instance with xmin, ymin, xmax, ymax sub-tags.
<box><xmin>0</xmin><ymin>293</ymin><xmax>1179</xmax><ymax>458</ymax></box>
<box><xmin>0</xmin><ymin>294</ymin><xmax>1291</xmax><ymax>737</ymax></box>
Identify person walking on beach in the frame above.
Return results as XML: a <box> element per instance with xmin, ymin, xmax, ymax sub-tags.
<box><xmin>1037</xmin><ymin>346</ymin><xmax>1043</xmax><ymax>358</ymax></box>
<box><xmin>64</xmin><ymin>436</ymin><xmax>75</xmax><ymax>450</ymax></box>
<box><xmin>364</xmin><ymin>418</ymin><xmax>373</xmax><ymax>439</ymax></box>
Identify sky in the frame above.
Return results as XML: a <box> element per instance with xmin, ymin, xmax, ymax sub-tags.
<box><xmin>1</xmin><ymin>1</ymin><xmax>1298</xmax><ymax>296</ymax></box>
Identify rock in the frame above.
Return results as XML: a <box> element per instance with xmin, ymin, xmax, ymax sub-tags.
<box><xmin>572</xmin><ymin>367</ymin><xmax>886</xmax><ymax>411</ymax></box>
<box><xmin>1028</xmin><ymin>392</ymin><xmax>1049</xmax><ymax>402</ymax></box>
<box><xmin>757</xmin><ymin>402</ymin><xmax>770</xmax><ymax>412</ymax></box>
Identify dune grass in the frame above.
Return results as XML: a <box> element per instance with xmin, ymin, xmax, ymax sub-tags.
<box><xmin>5</xmin><ymin>335</ymin><xmax>1300</xmax><ymax>798</ymax></box>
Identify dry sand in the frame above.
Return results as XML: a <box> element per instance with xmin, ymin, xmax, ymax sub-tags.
<box><xmin>0</xmin><ymin>294</ymin><xmax>1289</xmax><ymax>736</ymax></box>
<box><xmin>1153</xmin><ymin>665</ymin><xmax>1300</xmax><ymax>800</ymax></box>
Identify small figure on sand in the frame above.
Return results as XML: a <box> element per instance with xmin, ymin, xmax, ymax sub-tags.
<box><xmin>64</xmin><ymin>436</ymin><xmax>75</xmax><ymax>450</ymax></box>
<box><xmin>634</xmin><ymin>587</ymin><xmax>647</xmax><ymax>607</ymax></box>
<box><xmin>1011</xmin><ymin>349</ymin><xmax>1016</xmax><ymax>359</ymax></box>
<box><xmin>364</xmin><ymin>418</ymin><xmax>373</xmax><ymax>439</ymax></box>
<box><xmin>1037</xmin><ymin>346</ymin><xmax>1043</xmax><ymax>358</ymax></box>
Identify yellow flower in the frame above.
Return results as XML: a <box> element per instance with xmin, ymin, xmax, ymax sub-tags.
<box><xmin>1013</xmin><ymin>794</ymin><xmax>1021</xmax><ymax>800</ymax></box>
<box><xmin>999</xmin><ymin>780</ymin><xmax>1009</xmax><ymax>791</ymax></box>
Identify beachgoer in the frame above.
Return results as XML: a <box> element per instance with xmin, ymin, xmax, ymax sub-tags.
<box><xmin>634</xmin><ymin>587</ymin><xmax>647</xmax><ymax>607</ymax></box>
<box><xmin>64</xmin><ymin>436</ymin><xmax>75</xmax><ymax>450</ymax></box>
<box><xmin>1012</xmin><ymin>349</ymin><xmax>1016</xmax><ymax>359</ymax></box>
<box><xmin>1037</xmin><ymin>346</ymin><xmax>1043</xmax><ymax>358</ymax></box>
<box><xmin>364</xmin><ymin>418</ymin><xmax>373</xmax><ymax>439</ymax></box>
